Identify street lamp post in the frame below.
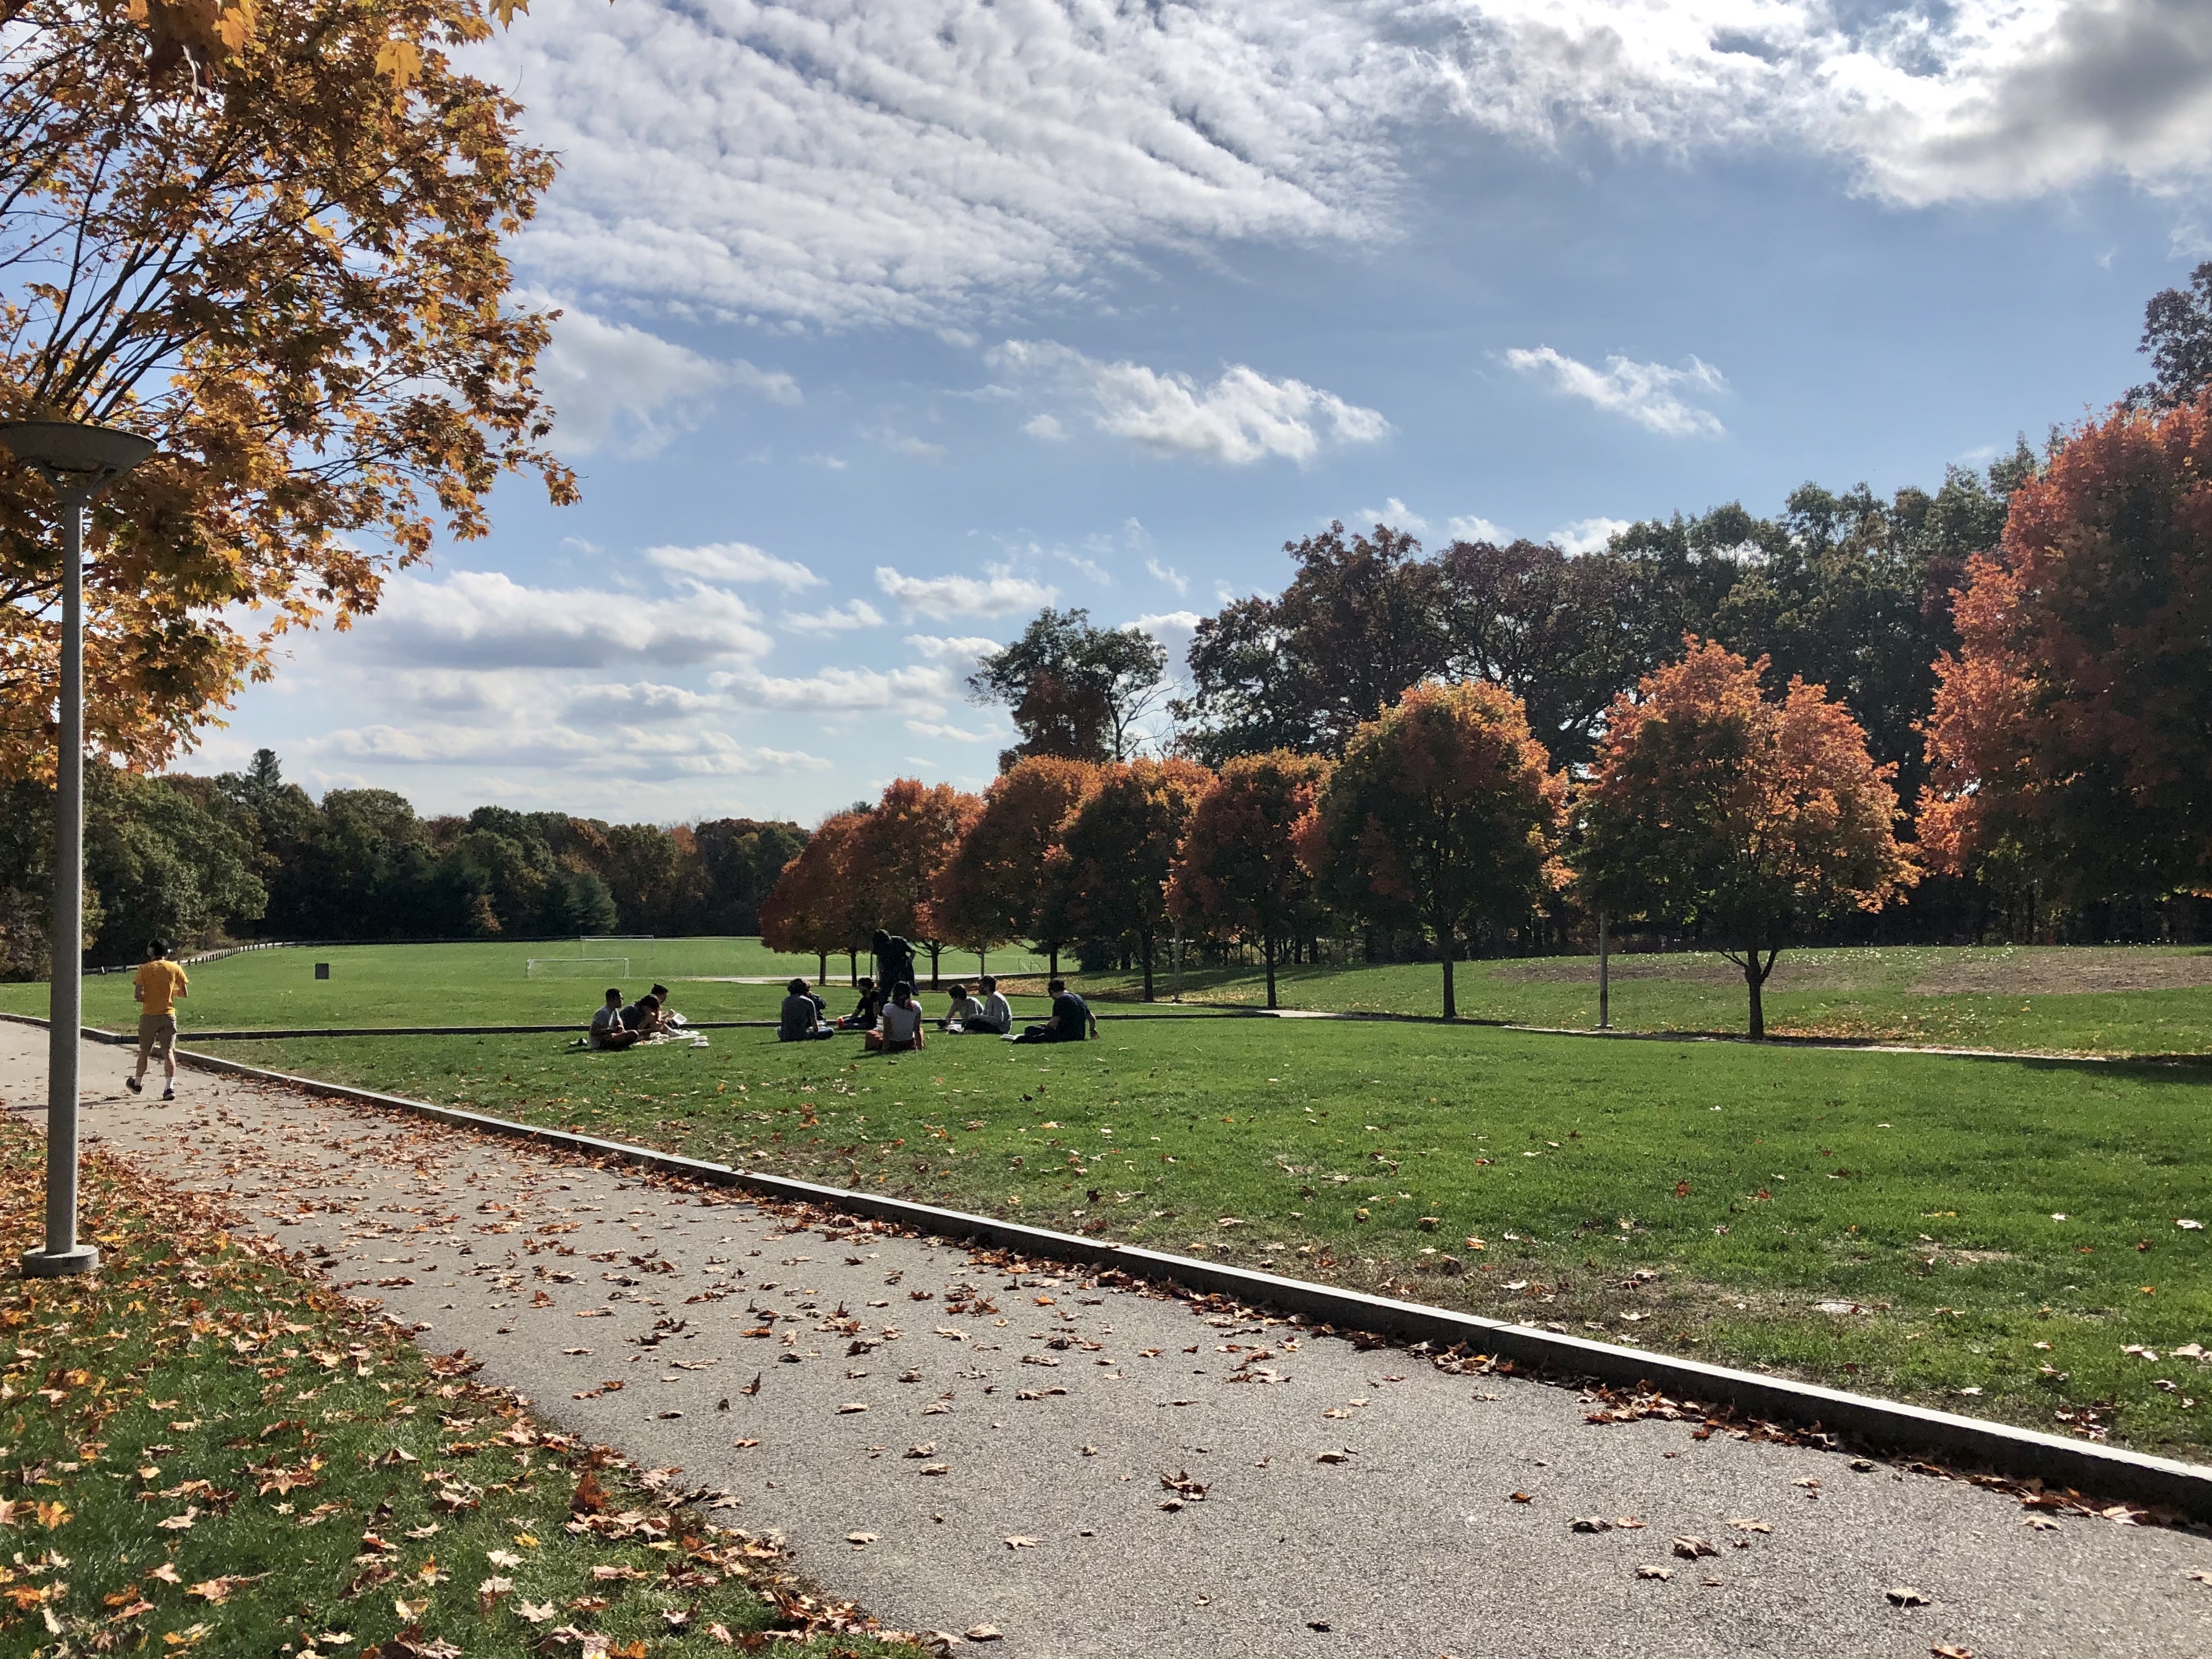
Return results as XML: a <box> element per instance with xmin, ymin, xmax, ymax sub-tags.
<box><xmin>3</xmin><ymin>420</ymin><xmax>158</xmax><ymax>1278</ymax></box>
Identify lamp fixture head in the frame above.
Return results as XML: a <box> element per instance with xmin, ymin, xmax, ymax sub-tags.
<box><xmin>0</xmin><ymin>419</ymin><xmax>158</xmax><ymax>495</ymax></box>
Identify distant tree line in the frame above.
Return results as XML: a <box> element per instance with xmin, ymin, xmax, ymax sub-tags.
<box><xmin>0</xmin><ymin>749</ymin><xmax>804</xmax><ymax>976</ymax></box>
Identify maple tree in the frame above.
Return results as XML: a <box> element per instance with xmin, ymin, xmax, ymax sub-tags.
<box><xmin>1042</xmin><ymin>757</ymin><xmax>1212</xmax><ymax>1001</ymax></box>
<box><xmin>1296</xmin><ymin>680</ymin><xmax>1565</xmax><ymax>1019</ymax></box>
<box><xmin>0</xmin><ymin>0</ymin><xmax>572</xmax><ymax>784</ymax></box>
<box><xmin>1919</xmin><ymin>398</ymin><xmax>2212</xmax><ymax>909</ymax></box>
<box><xmin>1166</xmin><ymin>749</ymin><xmax>1328</xmax><ymax>1008</ymax></box>
<box><xmin>840</xmin><ymin>778</ymin><xmax>983</xmax><ymax>987</ymax></box>
<box><xmin>759</xmin><ymin>810</ymin><xmax>867</xmax><ymax>984</ymax></box>
<box><xmin>1578</xmin><ymin>640</ymin><xmax>1916</xmax><ymax>1038</ymax></box>
<box><xmin>929</xmin><ymin>756</ymin><xmax>1098</xmax><ymax>974</ymax></box>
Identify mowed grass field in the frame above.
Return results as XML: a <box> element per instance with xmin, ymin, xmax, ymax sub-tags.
<box><xmin>12</xmin><ymin>941</ymin><xmax>2212</xmax><ymax>1459</ymax></box>
<box><xmin>179</xmin><ymin>1005</ymin><xmax>2212</xmax><ymax>1464</ymax></box>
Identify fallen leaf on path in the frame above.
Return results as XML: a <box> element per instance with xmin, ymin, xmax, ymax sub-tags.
<box><xmin>964</xmin><ymin>1625</ymin><xmax>1003</xmax><ymax>1642</ymax></box>
<box><xmin>1508</xmin><ymin>1491</ymin><xmax>1535</xmax><ymax>1504</ymax></box>
<box><xmin>1673</xmin><ymin>1536</ymin><xmax>1717</xmax><ymax>1559</ymax></box>
<box><xmin>1725</xmin><ymin>1519</ymin><xmax>1771</xmax><ymax>1534</ymax></box>
<box><xmin>836</xmin><ymin>1402</ymin><xmax>868</xmax><ymax>1414</ymax></box>
<box><xmin>1887</xmin><ymin>1586</ymin><xmax>1932</xmax><ymax>1607</ymax></box>
<box><xmin>846</xmin><ymin>1532</ymin><xmax>876</xmax><ymax>1546</ymax></box>
<box><xmin>1931</xmin><ymin>1646</ymin><xmax>1974</xmax><ymax>1657</ymax></box>
<box><xmin>1316</xmin><ymin>1449</ymin><xmax>1353</xmax><ymax>1464</ymax></box>
<box><xmin>1004</xmin><ymin>1536</ymin><xmax>1038</xmax><ymax>1550</ymax></box>
<box><xmin>1635</xmin><ymin>1565</ymin><xmax>1672</xmax><ymax>1580</ymax></box>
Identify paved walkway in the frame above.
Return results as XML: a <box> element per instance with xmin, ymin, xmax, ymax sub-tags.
<box><xmin>7</xmin><ymin>1025</ymin><xmax>2211</xmax><ymax>1657</ymax></box>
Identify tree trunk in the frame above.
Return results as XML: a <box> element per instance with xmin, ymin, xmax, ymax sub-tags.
<box><xmin>1140</xmin><ymin>931</ymin><xmax>1155</xmax><ymax>1002</ymax></box>
<box><xmin>926</xmin><ymin>941</ymin><xmax>941</xmax><ymax>988</ymax></box>
<box><xmin>1440</xmin><ymin>927</ymin><xmax>1457</xmax><ymax>1020</ymax></box>
<box><xmin>847</xmin><ymin>948</ymin><xmax>857</xmax><ymax>987</ymax></box>
<box><xmin>1743</xmin><ymin>947</ymin><xmax>1772</xmax><ymax>1040</ymax></box>
<box><xmin>1263</xmin><ymin>934</ymin><xmax>1278</xmax><ymax>1010</ymax></box>
<box><xmin>817</xmin><ymin>949</ymin><xmax>827</xmax><ymax>984</ymax></box>
<box><xmin>1048</xmin><ymin>945</ymin><xmax>1059</xmax><ymax>979</ymax></box>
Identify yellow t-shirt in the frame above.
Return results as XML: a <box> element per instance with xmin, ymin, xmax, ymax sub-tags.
<box><xmin>134</xmin><ymin>959</ymin><xmax>189</xmax><ymax>1016</ymax></box>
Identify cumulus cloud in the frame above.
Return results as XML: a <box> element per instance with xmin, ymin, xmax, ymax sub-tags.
<box><xmin>713</xmin><ymin>661</ymin><xmax>964</xmax><ymax>714</ymax></box>
<box><xmin>875</xmin><ymin>567</ymin><xmax>1056</xmax><ymax>621</ymax></box>
<box><xmin>993</xmin><ymin>339</ymin><xmax>1389</xmax><ymax>466</ymax></box>
<box><xmin>645</xmin><ymin>541</ymin><xmax>823</xmax><ymax>591</ymax></box>
<box><xmin>782</xmin><ymin>599</ymin><xmax>886</xmax><ymax>634</ymax></box>
<box><xmin>1446</xmin><ymin>513</ymin><xmax>1511</xmax><ymax>543</ymax></box>
<box><xmin>358</xmin><ymin>569</ymin><xmax>773</xmax><ymax>669</ymax></box>
<box><xmin>906</xmin><ymin>718</ymin><xmax>995</xmax><ymax>743</ymax></box>
<box><xmin>1504</xmin><ymin>346</ymin><xmax>1728</xmax><ymax>438</ymax></box>
<box><xmin>1133</xmin><ymin>608</ymin><xmax>1204</xmax><ymax>678</ymax></box>
<box><xmin>1551</xmin><ymin>515</ymin><xmax>1634</xmax><ymax>554</ymax></box>
<box><xmin>905</xmin><ymin>633</ymin><xmax>1001</xmax><ymax>664</ymax></box>
<box><xmin>533</xmin><ymin>297</ymin><xmax>797</xmax><ymax>455</ymax></box>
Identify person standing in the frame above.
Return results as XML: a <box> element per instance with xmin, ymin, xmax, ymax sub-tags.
<box><xmin>126</xmin><ymin>938</ymin><xmax>188</xmax><ymax>1100</ymax></box>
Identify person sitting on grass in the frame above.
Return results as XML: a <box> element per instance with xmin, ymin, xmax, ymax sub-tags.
<box><xmin>125</xmin><ymin>937</ymin><xmax>187</xmax><ymax>1100</ymax></box>
<box><xmin>779</xmin><ymin>977</ymin><xmax>834</xmax><ymax>1041</ymax></box>
<box><xmin>939</xmin><ymin>981</ymin><xmax>983</xmax><ymax>1032</ymax></box>
<box><xmin>867</xmin><ymin>981</ymin><xmax>925</xmax><ymax>1054</ymax></box>
<box><xmin>590</xmin><ymin>988</ymin><xmax>641</xmax><ymax>1051</ymax></box>
<box><xmin>1014</xmin><ymin>977</ymin><xmax>1096</xmax><ymax>1044</ymax></box>
<box><xmin>619</xmin><ymin>990</ymin><xmax>662</xmax><ymax>1036</ymax></box>
<box><xmin>968</xmin><ymin>974</ymin><xmax>1013</xmax><ymax>1036</ymax></box>
<box><xmin>837</xmin><ymin>976</ymin><xmax>881</xmax><ymax>1031</ymax></box>
<box><xmin>648</xmin><ymin>983</ymin><xmax>684</xmax><ymax>1029</ymax></box>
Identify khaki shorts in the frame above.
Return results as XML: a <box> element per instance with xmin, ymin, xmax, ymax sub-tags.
<box><xmin>137</xmin><ymin>1012</ymin><xmax>177</xmax><ymax>1058</ymax></box>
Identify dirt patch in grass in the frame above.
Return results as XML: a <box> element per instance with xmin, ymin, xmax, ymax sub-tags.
<box><xmin>1909</xmin><ymin>947</ymin><xmax>2212</xmax><ymax>996</ymax></box>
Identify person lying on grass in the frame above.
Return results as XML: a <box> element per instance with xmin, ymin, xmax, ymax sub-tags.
<box><xmin>126</xmin><ymin>936</ymin><xmax>187</xmax><ymax>1100</ymax></box>
<box><xmin>779</xmin><ymin>977</ymin><xmax>835</xmax><ymax>1041</ymax></box>
<box><xmin>1013</xmin><ymin>977</ymin><xmax>1096</xmax><ymax>1044</ymax></box>
<box><xmin>868</xmin><ymin>981</ymin><xmax>925</xmax><ymax>1054</ymax></box>
<box><xmin>939</xmin><ymin>981</ymin><xmax>983</xmax><ymax>1032</ymax></box>
<box><xmin>588</xmin><ymin>988</ymin><xmax>641</xmax><ymax>1050</ymax></box>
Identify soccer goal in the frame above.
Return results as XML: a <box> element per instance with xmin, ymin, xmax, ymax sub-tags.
<box><xmin>527</xmin><ymin>956</ymin><xmax>629</xmax><ymax>979</ymax></box>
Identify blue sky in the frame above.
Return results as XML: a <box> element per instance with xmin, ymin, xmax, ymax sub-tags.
<box><xmin>197</xmin><ymin>0</ymin><xmax>2212</xmax><ymax>825</ymax></box>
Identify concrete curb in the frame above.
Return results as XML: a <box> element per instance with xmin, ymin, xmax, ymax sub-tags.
<box><xmin>27</xmin><ymin>1022</ymin><xmax>2181</xmax><ymax>1522</ymax></box>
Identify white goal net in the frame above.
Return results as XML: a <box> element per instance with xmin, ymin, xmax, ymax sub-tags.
<box><xmin>527</xmin><ymin>956</ymin><xmax>629</xmax><ymax>979</ymax></box>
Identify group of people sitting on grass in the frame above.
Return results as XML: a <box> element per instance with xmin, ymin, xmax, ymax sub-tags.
<box><xmin>776</xmin><ymin>972</ymin><xmax>1096</xmax><ymax>1049</ymax></box>
<box><xmin>585</xmin><ymin>984</ymin><xmax>684</xmax><ymax>1051</ymax></box>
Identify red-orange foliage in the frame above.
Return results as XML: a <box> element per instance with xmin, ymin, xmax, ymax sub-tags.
<box><xmin>758</xmin><ymin>810</ymin><xmax>865</xmax><ymax>980</ymax></box>
<box><xmin>1295</xmin><ymin>680</ymin><xmax>1564</xmax><ymax>1019</ymax></box>
<box><xmin>1167</xmin><ymin>750</ymin><xmax>1329</xmax><ymax>1008</ymax></box>
<box><xmin>929</xmin><ymin>757</ymin><xmax>1100</xmax><ymax>965</ymax></box>
<box><xmin>1579</xmin><ymin>640</ymin><xmax>1915</xmax><ymax>1038</ymax></box>
<box><xmin>1044</xmin><ymin>758</ymin><xmax>1213</xmax><ymax>1001</ymax></box>
<box><xmin>1919</xmin><ymin>399</ymin><xmax>2212</xmax><ymax>902</ymax></box>
<box><xmin>843</xmin><ymin>778</ymin><xmax>984</xmax><ymax>986</ymax></box>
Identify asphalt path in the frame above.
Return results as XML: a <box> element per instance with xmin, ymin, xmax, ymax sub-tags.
<box><xmin>7</xmin><ymin>1024</ymin><xmax>2211</xmax><ymax>1657</ymax></box>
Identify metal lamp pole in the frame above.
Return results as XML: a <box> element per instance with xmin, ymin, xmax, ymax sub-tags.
<box><xmin>3</xmin><ymin>420</ymin><xmax>159</xmax><ymax>1278</ymax></box>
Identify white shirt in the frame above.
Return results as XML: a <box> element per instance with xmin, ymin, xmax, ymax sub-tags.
<box><xmin>879</xmin><ymin>1000</ymin><xmax>923</xmax><ymax>1043</ymax></box>
<box><xmin>979</xmin><ymin>991</ymin><xmax>1012</xmax><ymax>1029</ymax></box>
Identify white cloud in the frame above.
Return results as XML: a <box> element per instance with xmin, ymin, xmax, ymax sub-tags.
<box><xmin>879</xmin><ymin>432</ymin><xmax>949</xmax><ymax>463</ymax></box>
<box><xmin>1446</xmin><ymin>513</ymin><xmax>1511</xmax><ymax>543</ymax></box>
<box><xmin>1133</xmin><ymin>609</ymin><xmax>1203</xmax><ymax>676</ymax></box>
<box><xmin>1023</xmin><ymin>413</ymin><xmax>1068</xmax><ymax>441</ymax></box>
<box><xmin>1145</xmin><ymin>558</ymin><xmax>1189</xmax><ymax>596</ymax></box>
<box><xmin>533</xmin><ymin>297</ymin><xmax>796</xmax><ymax>456</ymax></box>
<box><xmin>905</xmin><ymin>718</ymin><xmax>994</xmax><ymax>743</ymax></box>
<box><xmin>1550</xmin><ymin>516</ymin><xmax>1633</xmax><ymax>555</ymax></box>
<box><xmin>875</xmin><ymin>567</ymin><xmax>1056</xmax><ymax>621</ymax></box>
<box><xmin>1354</xmin><ymin>496</ymin><xmax>1429</xmax><ymax>533</ymax></box>
<box><xmin>563</xmin><ymin>680</ymin><xmax>722</xmax><ymax>723</ymax></box>
<box><xmin>480</xmin><ymin>2</ymin><xmax>2212</xmax><ymax>338</ymax></box>
<box><xmin>905</xmin><ymin>633</ymin><xmax>1001</xmax><ymax>664</ymax></box>
<box><xmin>713</xmin><ymin>662</ymin><xmax>963</xmax><ymax>714</ymax></box>
<box><xmin>992</xmin><ymin>339</ymin><xmax>1389</xmax><ymax>466</ymax></box>
<box><xmin>1504</xmin><ymin>346</ymin><xmax>1728</xmax><ymax>438</ymax></box>
<box><xmin>782</xmin><ymin>599</ymin><xmax>886</xmax><ymax>634</ymax></box>
<box><xmin>359</xmin><ymin>569</ymin><xmax>773</xmax><ymax>669</ymax></box>
<box><xmin>645</xmin><ymin>540</ymin><xmax>823</xmax><ymax>591</ymax></box>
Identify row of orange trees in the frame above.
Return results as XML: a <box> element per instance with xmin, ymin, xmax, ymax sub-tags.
<box><xmin>762</xmin><ymin>640</ymin><xmax>1913</xmax><ymax>1037</ymax></box>
<box><xmin>764</xmin><ymin>393</ymin><xmax>2212</xmax><ymax>1036</ymax></box>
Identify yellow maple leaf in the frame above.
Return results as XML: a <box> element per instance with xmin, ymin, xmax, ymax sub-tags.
<box><xmin>374</xmin><ymin>37</ymin><xmax>422</xmax><ymax>91</ymax></box>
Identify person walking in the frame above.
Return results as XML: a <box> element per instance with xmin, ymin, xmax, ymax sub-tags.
<box><xmin>125</xmin><ymin>938</ymin><xmax>189</xmax><ymax>1100</ymax></box>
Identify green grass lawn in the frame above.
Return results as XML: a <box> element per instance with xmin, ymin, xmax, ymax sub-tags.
<box><xmin>1034</xmin><ymin>942</ymin><xmax>2212</xmax><ymax>1058</ymax></box>
<box><xmin>196</xmin><ymin>1014</ymin><xmax>2212</xmax><ymax>1465</ymax></box>
<box><xmin>0</xmin><ymin>1122</ymin><xmax>923</xmax><ymax>1658</ymax></box>
<box><xmin>0</xmin><ymin>938</ymin><xmax>1060</xmax><ymax>1033</ymax></box>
